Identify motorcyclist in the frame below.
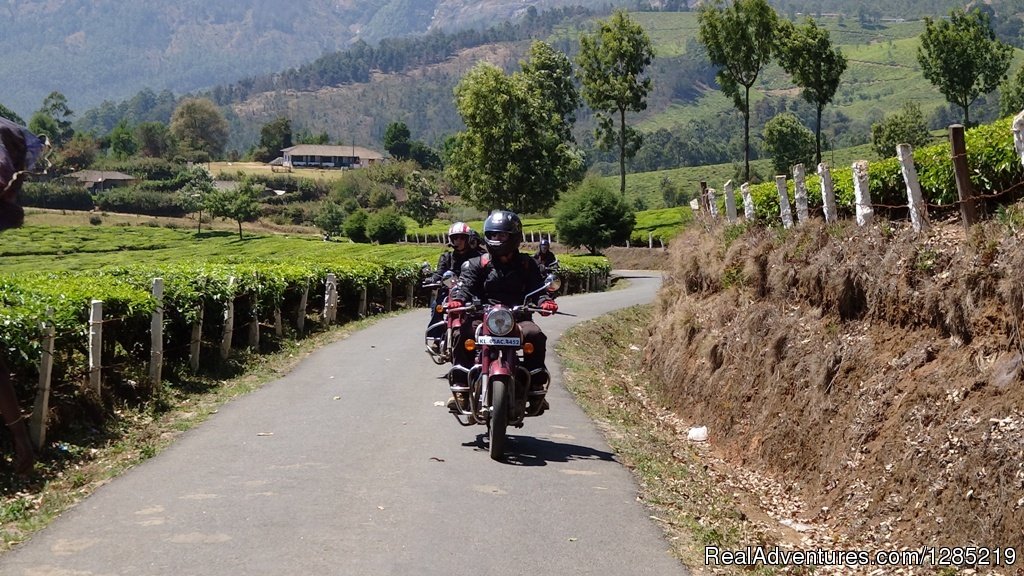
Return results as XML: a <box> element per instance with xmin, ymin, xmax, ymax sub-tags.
<box><xmin>0</xmin><ymin>117</ymin><xmax>47</xmax><ymax>475</ymax></box>
<box><xmin>446</xmin><ymin>210</ymin><xmax>558</xmax><ymax>413</ymax></box>
<box><xmin>424</xmin><ymin>221</ymin><xmax>484</xmax><ymax>352</ymax></box>
<box><xmin>532</xmin><ymin>238</ymin><xmax>558</xmax><ymax>273</ymax></box>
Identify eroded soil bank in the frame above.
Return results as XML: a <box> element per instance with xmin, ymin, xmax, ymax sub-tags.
<box><xmin>644</xmin><ymin>218</ymin><xmax>1024</xmax><ymax>556</ymax></box>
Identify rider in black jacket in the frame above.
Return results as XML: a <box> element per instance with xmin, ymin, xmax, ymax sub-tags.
<box><xmin>447</xmin><ymin>210</ymin><xmax>558</xmax><ymax>412</ymax></box>
<box><xmin>532</xmin><ymin>238</ymin><xmax>558</xmax><ymax>272</ymax></box>
<box><xmin>425</xmin><ymin>222</ymin><xmax>484</xmax><ymax>351</ymax></box>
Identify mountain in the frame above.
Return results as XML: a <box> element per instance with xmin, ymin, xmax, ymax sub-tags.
<box><xmin>0</xmin><ymin>0</ymin><xmax>628</xmax><ymax>120</ymax></box>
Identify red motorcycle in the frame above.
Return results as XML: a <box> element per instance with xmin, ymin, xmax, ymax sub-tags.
<box><xmin>423</xmin><ymin>270</ymin><xmax>462</xmax><ymax>365</ymax></box>
<box><xmin>447</xmin><ymin>274</ymin><xmax>562</xmax><ymax>460</ymax></box>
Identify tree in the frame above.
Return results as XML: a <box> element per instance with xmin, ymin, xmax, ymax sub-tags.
<box><xmin>314</xmin><ymin>201</ymin><xmax>347</xmax><ymax>238</ymax></box>
<box><xmin>0</xmin><ymin>103</ymin><xmax>24</xmax><ymax>125</ymax></box>
<box><xmin>522</xmin><ymin>40</ymin><xmax>581</xmax><ymax>143</ymax></box>
<box><xmin>344</xmin><ymin>208</ymin><xmax>370</xmax><ymax>243</ymax></box>
<box><xmin>29</xmin><ymin>91</ymin><xmax>74</xmax><ymax>148</ymax></box>
<box><xmin>401</xmin><ymin>170</ymin><xmax>446</xmax><ymax>227</ymax></box>
<box><xmin>135</xmin><ymin>122</ymin><xmax>175</xmax><ymax>158</ymax></box>
<box><xmin>762</xmin><ymin>113</ymin><xmax>815</xmax><ymax>175</ymax></box>
<box><xmin>776</xmin><ymin>17</ymin><xmax>847</xmax><ymax>166</ymax></box>
<box><xmin>179</xmin><ymin>166</ymin><xmax>215</xmax><ymax>233</ymax></box>
<box><xmin>108</xmin><ymin>120</ymin><xmax>137</xmax><ymax>159</ymax></box>
<box><xmin>698</xmin><ymin>0</ymin><xmax>778</xmax><ymax>183</ymax></box>
<box><xmin>555</xmin><ymin>176</ymin><xmax>636</xmax><ymax>255</ymax></box>
<box><xmin>204</xmin><ymin>179</ymin><xmax>262</xmax><ymax>240</ymax></box>
<box><xmin>577</xmin><ymin>10</ymin><xmax>654</xmax><ymax>195</ymax></box>
<box><xmin>445</xmin><ymin>49</ymin><xmax>584</xmax><ymax>214</ymax></box>
<box><xmin>366</xmin><ymin>207</ymin><xmax>407</xmax><ymax>244</ymax></box>
<box><xmin>58</xmin><ymin>133</ymin><xmax>98</xmax><ymax>171</ymax></box>
<box><xmin>170</xmin><ymin>98</ymin><xmax>230</xmax><ymax>158</ymax></box>
<box><xmin>255</xmin><ymin>116</ymin><xmax>292</xmax><ymax>162</ymax></box>
<box><xmin>1000</xmin><ymin>66</ymin><xmax>1024</xmax><ymax>117</ymax></box>
<box><xmin>870</xmin><ymin>101</ymin><xmax>932</xmax><ymax>159</ymax></box>
<box><xmin>383</xmin><ymin>122</ymin><xmax>412</xmax><ymax>160</ymax></box>
<box><xmin>917</xmin><ymin>8</ymin><xmax>1013</xmax><ymax>127</ymax></box>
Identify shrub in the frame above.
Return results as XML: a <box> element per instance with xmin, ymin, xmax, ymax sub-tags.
<box><xmin>556</xmin><ymin>176</ymin><xmax>636</xmax><ymax>254</ymax></box>
<box><xmin>21</xmin><ymin>182</ymin><xmax>95</xmax><ymax>211</ymax></box>
<box><xmin>95</xmin><ymin>187</ymin><xmax>189</xmax><ymax>217</ymax></box>
<box><xmin>366</xmin><ymin>207</ymin><xmax>407</xmax><ymax>244</ymax></box>
<box><xmin>344</xmin><ymin>208</ymin><xmax>369</xmax><ymax>243</ymax></box>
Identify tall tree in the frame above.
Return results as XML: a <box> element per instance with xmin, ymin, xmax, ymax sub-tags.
<box><xmin>383</xmin><ymin>122</ymin><xmax>412</xmax><ymax>160</ymax></box>
<box><xmin>776</xmin><ymin>17</ymin><xmax>847</xmax><ymax>166</ymax></box>
<box><xmin>135</xmin><ymin>122</ymin><xmax>175</xmax><ymax>158</ymax></box>
<box><xmin>401</xmin><ymin>170</ymin><xmax>446</xmax><ymax>227</ymax></box>
<box><xmin>698</xmin><ymin>0</ymin><xmax>778</xmax><ymax>183</ymax></box>
<box><xmin>917</xmin><ymin>8</ymin><xmax>1013</xmax><ymax>126</ymax></box>
<box><xmin>256</xmin><ymin>116</ymin><xmax>292</xmax><ymax>162</ymax></box>
<box><xmin>522</xmin><ymin>40</ymin><xmax>581</xmax><ymax>143</ymax></box>
<box><xmin>445</xmin><ymin>49</ymin><xmax>584</xmax><ymax>215</ymax></box>
<box><xmin>108</xmin><ymin>120</ymin><xmax>137</xmax><ymax>159</ymax></box>
<box><xmin>30</xmin><ymin>91</ymin><xmax>75</xmax><ymax>148</ymax></box>
<box><xmin>170</xmin><ymin>97</ymin><xmax>229</xmax><ymax>159</ymax></box>
<box><xmin>577</xmin><ymin>10</ymin><xmax>654</xmax><ymax>195</ymax></box>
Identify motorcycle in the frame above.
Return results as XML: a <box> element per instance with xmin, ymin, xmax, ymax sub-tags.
<box><xmin>447</xmin><ymin>273</ymin><xmax>563</xmax><ymax>461</ymax></box>
<box><xmin>423</xmin><ymin>269</ymin><xmax>459</xmax><ymax>365</ymax></box>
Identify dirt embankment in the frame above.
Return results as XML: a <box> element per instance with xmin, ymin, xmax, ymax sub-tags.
<box><xmin>644</xmin><ymin>218</ymin><xmax>1024</xmax><ymax>553</ymax></box>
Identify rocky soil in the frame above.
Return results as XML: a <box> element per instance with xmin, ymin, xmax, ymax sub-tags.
<box><xmin>642</xmin><ymin>215</ymin><xmax>1024</xmax><ymax>574</ymax></box>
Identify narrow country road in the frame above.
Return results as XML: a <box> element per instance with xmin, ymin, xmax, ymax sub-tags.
<box><xmin>1</xmin><ymin>270</ymin><xmax>688</xmax><ymax>576</ymax></box>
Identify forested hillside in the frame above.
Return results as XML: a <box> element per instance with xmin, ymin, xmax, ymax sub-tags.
<box><xmin>0</xmin><ymin>0</ymin><xmax>615</xmax><ymax>120</ymax></box>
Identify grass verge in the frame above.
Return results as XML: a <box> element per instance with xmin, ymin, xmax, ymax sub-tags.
<box><xmin>556</xmin><ymin>305</ymin><xmax>771</xmax><ymax>575</ymax></box>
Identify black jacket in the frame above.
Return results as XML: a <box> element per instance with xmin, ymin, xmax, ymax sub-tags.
<box><xmin>451</xmin><ymin>251</ymin><xmax>552</xmax><ymax>307</ymax></box>
<box><xmin>429</xmin><ymin>246</ymin><xmax>484</xmax><ymax>283</ymax></box>
<box><xmin>533</xmin><ymin>249</ymin><xmax>557</xmax><ymax>268</ymax></box>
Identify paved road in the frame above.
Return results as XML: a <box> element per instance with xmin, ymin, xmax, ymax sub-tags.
<box><xmin>1</xmin><ymin>270</ymin><xmax>688</xmax><ymax>576</ymax></box>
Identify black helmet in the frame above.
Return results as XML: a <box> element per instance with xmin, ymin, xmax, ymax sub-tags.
<box><xmin>468</xmin><ymin>229</ymin><xmax>482</xmax><ymax>249</ymax></box>
<box><xmin>539</xmin><ymin>238</ymin><xmax>550</xmax><ymax>249</ymax></box>
<box><xmin>483</xmin><ymin>210</ymin><xmax>523</xmax><ymax>257</ymax></box>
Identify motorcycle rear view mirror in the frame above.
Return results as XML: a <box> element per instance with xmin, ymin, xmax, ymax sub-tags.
<box><xmin>545</xmin><ymin>274</ymin><xmax>561</xmax><ymax>293</ymax></box>
<box><xmin>442</xmin><ymin>270</ymin><xmax>457</xmax><ymax>288</ymax></box>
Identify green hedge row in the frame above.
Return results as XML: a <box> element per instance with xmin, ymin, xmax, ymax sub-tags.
<box><xmin>743</xmin><ymin>117</ymin><xmax>1024</xmax><ymax>224</ymax></box>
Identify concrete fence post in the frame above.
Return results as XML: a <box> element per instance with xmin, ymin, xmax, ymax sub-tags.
<box><xmin>724</xmin><ymin>180</ymin><xmax>737</xmax><ymax>224</ymax></box>
<box><xmin>775</xmin><ymin>176</ymin><xmax>794</xmax><ymax>229</ymax></box>
<box><xmin>1013</xmin><ymin>110</ymin><xmax>1024</xmax><ymax>168</ymax></box>
<box><xmin>323</xmin><ymin>274</ymin><xmax>338</xmax><ymax>324</ymax></box>
<box><xmin>707</xmin><ymin>187</ymin><xmax>718</xmax><ymax>219</ymax></box>
<box><xmin>741</xmin><ymin>182</ymin><xmax>754</xmax><ymax>221</ymax></box>
<box><xmin>897</xmin><ymin>144</ymin><xmax>929</xmax><ymax>233</ymax></box>
<box><xmin>793</xmin><ymin>164</ymin><xmax>809</xmax><ymax>223</ymax></box>
<box><xmin>89</xmin><ymin>299</ymin><xmax>103</xmax><ymax>395</ymax></box>
<box><xmin>149</xmin><ymin>278</ymin><xmax>164</xmax><ymax>387</ymax></box>
<box><xmin>818</xmin><ymin>162</ymin><xmax>837</xmax><ymax>224</ymax></box>
<box><xmin>30</xmin><ymin>307</ymin><xmax>55</xmax><ymax>451</ymax></box>
<box><xmin>358</xmin><ymin>286</ymin><xmax>368</xmax><ymax>318</ymax></box>
<box><xmin>190</xmin><ymin>303</ymin><xmax>204</xmax><ymax>372</ymax></box>
<box><xmin>853</xmin><ymin>160</ymin><xmax>874</xmax><ymax>226</ymax></box>
<box><xmin>220</xmin><ymin>277</ymin><xmax>236</xmax><ymax>360</ymax></box>
<box><xmin>385</xmin><ymin>282</ymin><xmax>393</xmax><ymax>313</ymax></box>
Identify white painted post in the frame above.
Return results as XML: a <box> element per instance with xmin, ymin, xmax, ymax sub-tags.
<box><xmin>853</xmin><ymin>160</ymin><xmax>874</xmax><ymax>226</ymax></box>
<box><xmin>741</xmin><ymin>182</ymin><xmax>755</xmax><ymax>221</ymax></box>
<box><xmin>189</xmin><ymin>303</ymin><xmax>204</xmax><ymax>373</ymax></box>
<box><xmin>818</xmin><ymin>162</ymin><xmax>837</xmax><ymax>224</ymax></box>
<box><xmin>248</xmin><ymin>301</ymin><xmax>260</xmax><ymax>349</ymax></box>
<box><xmin>297</xmin><ymin>282</ymin><xmax>309</xmax><ymax>333</ymax></box>
<box><xmin>385</xmin><ymin>282</ymin><xmax>393</xmax><ymax>312</ymax></box>
<box><xmin>30</xmin><ymin>307</ymin><xmax>55</xmax><ymax>451</ymax></box>
<box><xmin>358</xmin><ymin>286</ymin><xmax>368</xmax><ymax>318</ymax></box>
<box><xmin>89</xmin><ymin>300</ymin><xmax>103</xmax><ymax>395</ymax></box>
<box><xmin>707</xmin><ymin>187</ymin><xmax>718</xmax><ymax>218</ymax></box>
<box><xmin>220</xmin><ymin>277</ymin><xmax>235</xmax><ymax>360</ymax></box>
<box><xmin>323</xmin><ymin>273</ymin><xmax>338</xmax><ymax>324</ymax></box>
<box><xmin>897</xmin><ymin>144</ymin><xmax>929</xmax><ymax>233</ymax></box>
<box><xmin>648</xmin><ymin>232</ymin><xmax>654</xmax><ymax>249</ymax></box>
<box><xmin>149</xmin><ymin>278</ymin><xmax>164</xmax><ymax>386</ymax></box>
<box><xmin>724</xmin><ymin>180</ymin><xmax>737</xmax><ymax>224</ymax></box>
<box><xmin>793</xmin><ymin>164</ymin><xmax>809</xmax><ymax>223</ymax></box>
<box><xmin>1013</xmin><ymin>110</ymin><xmax>1024</xmax><ymax>168</ymax></box>
<box><xmin>775</xmin><ymin>176</ymin><xmax>794</xmax><ymax>229</ymax></box>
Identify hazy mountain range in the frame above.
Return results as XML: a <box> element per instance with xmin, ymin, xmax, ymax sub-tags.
<box><xmin>0</xmin><ymin>0</ymin><xmax>634</xmax><ymax>120</ymax></box>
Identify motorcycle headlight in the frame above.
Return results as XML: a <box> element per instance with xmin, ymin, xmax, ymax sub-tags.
<box><xmin>485</xmin><ymin>308</ymin><xmax>515</xmax><ymax>336</ymax></box>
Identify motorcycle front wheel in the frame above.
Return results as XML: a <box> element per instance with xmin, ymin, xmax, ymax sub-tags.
<box><xmin>488</xmin><ymin>378</ymin><xmax>508</xmax><ymax>461</ymax></box>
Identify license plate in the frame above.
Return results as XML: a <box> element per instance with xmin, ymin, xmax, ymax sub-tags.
<box><xmin>476</xmin><ymin>335</ymin><xmax>521</xmax><ymax>346</ymax></box>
